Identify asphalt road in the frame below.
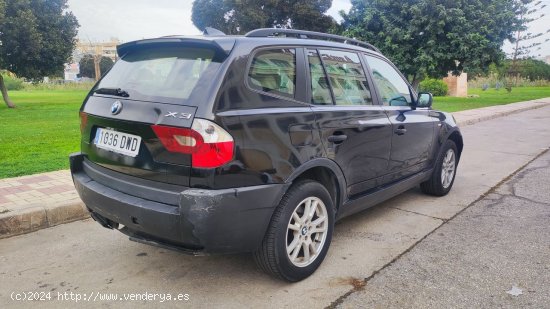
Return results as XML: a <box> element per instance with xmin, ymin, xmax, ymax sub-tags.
<box><xmin>1</xmin><ymin>106</ymin><xmax>550</xmax><ymax>308</ymax></box>
<box><xmin>337</xmin><ymin>150</ymin><xmax>550</xmax><ymax>309</ymax></box>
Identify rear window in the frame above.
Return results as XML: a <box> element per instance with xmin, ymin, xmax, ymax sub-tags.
<box><xmin>95</xmin><ymin>46</ymin><xmax>221</xmax><ymax>103</ymax></box>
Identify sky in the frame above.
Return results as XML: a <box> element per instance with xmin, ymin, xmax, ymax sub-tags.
<box><xmin>67</xmin><ymin>0</ymin><xmax>549</xmax><ymax>58</ymax></box>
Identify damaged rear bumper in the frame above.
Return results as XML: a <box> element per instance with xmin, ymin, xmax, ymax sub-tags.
<box><xmin>69</xmin><ymin>153</ymin><xmax>288</xmax><ymax>254</ymax></box>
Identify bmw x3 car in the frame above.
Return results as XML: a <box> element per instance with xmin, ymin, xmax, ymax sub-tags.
<box><xmin>70</xmin><ymin>28</ymin><xmax>463</xmax><ymax>282</ymax></box>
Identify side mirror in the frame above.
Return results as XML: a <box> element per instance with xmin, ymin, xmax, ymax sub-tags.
<box><xmin>417</xmin><ymin>92</ymin><xmax>433</xmax><ymax>108</ymax></box>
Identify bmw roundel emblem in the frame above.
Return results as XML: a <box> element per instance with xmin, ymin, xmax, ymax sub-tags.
<box><xmin>111</xmin><ymin>101</ymin><xmax>123</xmax><ymax>115</ymax></box>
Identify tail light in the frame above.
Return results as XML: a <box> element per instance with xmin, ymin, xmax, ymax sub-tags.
<box><xmin>79</xmin><ymin>111</ymin><xmax>88</xmax><ymax>133</ymax></box>
<box><xmin>151</xmin><ymin>119</ymin><xmax>234</xmax><ymax>168</ymax></box>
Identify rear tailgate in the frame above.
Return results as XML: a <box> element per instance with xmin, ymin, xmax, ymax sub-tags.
<box><xmin>81</xmin><ymin>97</ymin><xmax>196</xmax><ymax>185</ymax></box>
<box><xmin>79</xmin><ymin>39</ymin><xmax>233</xmax><ymax>187</ymax></box>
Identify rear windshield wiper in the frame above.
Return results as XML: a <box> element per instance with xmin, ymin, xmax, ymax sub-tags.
<box><xmin>93</xmin><ymin>87</ymin><xmax>130</xmax><ymax>98</ymax></box>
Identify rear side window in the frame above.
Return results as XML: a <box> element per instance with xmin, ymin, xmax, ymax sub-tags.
<box><xmin>364</xmin><ymin>55</ymin><xmax>412</xmax><ymax>106</ymax></box>
<box><xmin>318</xmin><ymin>49</ymin><xmax>373</xmax><ymax>105</ymax></box>
<box><xmin>95</xmin><ymin>46</ymin><xmax>220</xmax><ymax>103</ymax></box>
<box><xmin>248</xmin><ymin>49</ymin><xmax>296</xmax><ymax>99</ymax></box>
<box><xmin>308</xmin><ymin>49</ymin><xmax>333</xmax><ymax>105</ymax></box>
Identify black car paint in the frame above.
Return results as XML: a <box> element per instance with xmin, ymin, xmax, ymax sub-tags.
<box><xmin>313</xmin><ymin>105</ymin><xmax>393</xmax><ymax>197</ymax></box>
<box><xmin>72</xmin><ymin>35</ymin><xmax>463</xmax><ymax>254</ymax></box>
<box><xmin>382</xmin><ymin>106</ymin><xmax>437</xmax><ymax>182</ymax></box>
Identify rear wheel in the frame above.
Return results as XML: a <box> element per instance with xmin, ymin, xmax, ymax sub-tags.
<box><xmin>253</xmin><ymin>180</ymin><xmax>334</xmax><ymax>282</ymax></box>
<box><xmin>421</xmin><ymin>140</ymin><xmax>458</xmax><ymax>196</ymax></box>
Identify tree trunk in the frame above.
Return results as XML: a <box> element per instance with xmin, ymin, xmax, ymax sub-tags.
<box><xmin>0</xmin><ymin>73</ymin><xmax>16</xmax><ymax>108</ymax></box>
<box><xmin>411</xmin><ymin>75</ymin><xmax>421</xmax><ymax>91</ymax></box>
<box><xmin>93</xmin><ymin>55</ymin><xmax>101</xmax><ymax>81</ymax></box>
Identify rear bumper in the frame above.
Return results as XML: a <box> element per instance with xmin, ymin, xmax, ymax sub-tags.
<box><xmin>69</xmin><ymin>153</ymin><xmax>287</xmax><ymax>254</ymax></box>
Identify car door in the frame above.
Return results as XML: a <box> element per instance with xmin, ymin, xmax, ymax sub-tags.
<box><xmin>363</xmin><ymin>54</ymin><xmax>436</xmax><ymax>182</ymax></box>
<box><xmin>232</xmin><ymin>47</ymin><xmax>323</xmax><ymax>187</ymax></box>
<box><xmin>308</xmin><ymin>49</ymin><xmax>393</xmax><ymax>197</ymax></box>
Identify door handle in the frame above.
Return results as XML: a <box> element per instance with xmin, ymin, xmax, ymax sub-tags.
<box><xmin>328</xmin><ymin>134</ymin><xmax>348</xmax><ymax>144</ymax></box>
<box><xmin>395</xmin><ymin>126</ymin><xmax>407</xmax><ymax>135</ymax></box>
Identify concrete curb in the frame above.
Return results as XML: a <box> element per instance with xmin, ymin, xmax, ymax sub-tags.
<box><xmin>0</xmin><ymin>199</ymin><xmax>89</xmax><ymax>239</ymax></box>
<box><xmin>1</xmin><ymin>98</ymin><xmax>549</xmax><ymax>239</ymax></box>
<box><xmin>453</xmin><ymin>99</ymin><xmax>550</xmax><ymax>126</ymax></box>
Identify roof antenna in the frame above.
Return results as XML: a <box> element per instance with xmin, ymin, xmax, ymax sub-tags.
<box><xmin>203</xmin><ymin>27</ymin><xmax>226</xmax><ymax>36</ymax></box>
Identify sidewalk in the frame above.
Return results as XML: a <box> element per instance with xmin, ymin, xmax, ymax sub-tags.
<box><xmin>1</xmin><ymin>98</ymin><xmax>549</xmax><ymax>239</ymax></box>
<box><xmin>0</xmin><ymin>170</ymin><xmax>86</xmax><ymax>238</ymax></box>
<box><xmin>451</xmin><ymin>98</ymin><xmax>550</xmax><ymax>125</ymax></box>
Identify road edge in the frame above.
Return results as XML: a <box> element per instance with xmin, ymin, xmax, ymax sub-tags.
<box><xmin>0</xmin><ymin>199</ymin><xmax>89</xmax><ymax>239</ymax></box>
<box><xmin>453</xmin><ymin>99</ymin><xmax>550</xmax><ymax>126</ymax></box>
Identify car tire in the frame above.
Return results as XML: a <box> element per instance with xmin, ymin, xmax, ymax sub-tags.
<box><xmin>421</xmin><ymin>140</ymin><xmax>458</xmax><ymax>196</ymax></box>
<box><xmin>253</xmin><ymin>180</ymin><xmax>335</xmax><ymax>282</ymax></box>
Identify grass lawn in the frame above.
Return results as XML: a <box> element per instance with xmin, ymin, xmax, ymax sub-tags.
<box><xmin>0</xmin><ymin>90</ymin><xmax>86</xmax><ymax>178</ymax></box>
<box><xmin>0</xmin><ymin>87</ymin><xmax>549</xmax><ymax>179</ymax></box>
<box><xmin>433</xmin><ymin>87</ymin><xmax>550</xmax><ymax>112</ymax></box>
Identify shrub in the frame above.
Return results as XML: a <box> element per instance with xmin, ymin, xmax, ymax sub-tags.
<box><xmin>3</xmin><ymin>74</ymin><xmax>25</xmax><ymax>90</ymax></box>
<box><xmin>419</xmin><ymin>78</ymin><xmax>448</xmax><ymax>96</ymax></box>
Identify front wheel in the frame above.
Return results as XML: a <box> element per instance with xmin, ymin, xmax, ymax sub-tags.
<box><xmin>421</xmin><ymin>140</ymin><xmax>458</xmax><ymax>196</ymax></box>
<box><xmin>253</xmin><ymin>180</ymin><xmax>335</xmax><ymax>282</ymax></box>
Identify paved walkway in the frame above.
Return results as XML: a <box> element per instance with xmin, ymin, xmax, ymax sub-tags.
<box><xmin>0</xmin><ymin>170</ymin><xmax>77</xmax><ymax>210</ymax></box>
<box><xmin>0</xmin><ymin>169</ymin><xmax>85</xmax><ymax>238</ymax></box>
<box><xmin>0</xmin><ymin>97</ymin><xmax>549</xmax><ymax>238</ymax></box>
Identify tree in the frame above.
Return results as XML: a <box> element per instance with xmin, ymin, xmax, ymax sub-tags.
<box><xmin>78</xmin><ymin>54</ymin><xmax>95</xmax><ymax>79</ymax></box>
<box><xmin>78</xmin><ymin>54</ymin><xmax>114</xmax><ymax>79</ymax></box>
<box><xmin>191</xmin><ymin>0</ymin><xmax>336</xmax><ymax>35</ymax></box>
<box><xmin>498</xmin><ymin>58</ymin><xmax>550</xmax><ymax>81</ymax></box>
<box><xmin>508</xmin><ymin>0</ymin><xmax>549</xmax><ymax>81</ymax></box>
<box><xmin>0</xmin><ymin>0</ymin><xmax>79</xmax><ymax>108</ymax></box>
<box><xmin>341</xmin><ymin>0</ymin><xmax>519</xmax><ymax>89</ymax></box>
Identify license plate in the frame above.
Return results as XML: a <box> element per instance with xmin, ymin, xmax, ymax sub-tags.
<box><xmin>94</xmin><ymin>128</ymin><xmax>141</xmax><ymax>157</ymax></box>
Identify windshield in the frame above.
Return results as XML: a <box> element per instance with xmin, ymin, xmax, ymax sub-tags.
<box><xmin>95</xmin><ymin>46</ymin><xmax>221</xmax><ymax>103</ymax></box>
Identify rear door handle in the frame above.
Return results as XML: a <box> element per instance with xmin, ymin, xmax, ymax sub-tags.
<box><xmin>395</xmin><ymin>126</ymin><xmax>407</xmax><ymax>135</ymax></box>
<box><xmin>328</xmin><ymin>135</ymin><xmax>348</xmax><ymax>144</ymax></box>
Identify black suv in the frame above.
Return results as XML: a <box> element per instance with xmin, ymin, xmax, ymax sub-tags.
<box><xmin>70</xmin><ymin>28</ymin><xmax>463</xmax><ymax>282</ymax></box>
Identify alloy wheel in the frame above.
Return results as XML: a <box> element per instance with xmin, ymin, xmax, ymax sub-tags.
<box><xmin>286</xmin><ymin>197</ymin><xmax>329</xmax><ymax>267</ymax></box>
<box><xmin>441</xmin><ymin>149</ymin><xmax>456</xmax><ymax>189</ymax></box>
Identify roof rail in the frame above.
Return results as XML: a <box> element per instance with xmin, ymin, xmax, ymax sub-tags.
<box><xmin>245</xmin><ymin>28</ymin><xmax>380</xmax><ymax>53</ymax></box>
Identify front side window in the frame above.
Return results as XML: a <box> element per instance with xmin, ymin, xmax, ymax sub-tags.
<box><xmin>318</xmin><ymin>49</ymin><xmax>373</xmax><ymax>105</ymax></box>
<box><xmin>248</xmin><ymin>48</ymin><xmax>296</xmax><ymax>99</ymax></box>
<box><xmin>364</xmin><ymin>55</ymin><xmax>412</xmax><ymax>106</ymax></box>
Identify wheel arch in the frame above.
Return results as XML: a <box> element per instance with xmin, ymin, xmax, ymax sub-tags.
<box><xmin>447</xmin><ymin>130</ymin><xmax>464</xmax><ymax>161</ymax></box>
<box><xmin>285</xmin><ymin>159</ymin><xmax>347</xmax><ymax>213</ymax></box>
